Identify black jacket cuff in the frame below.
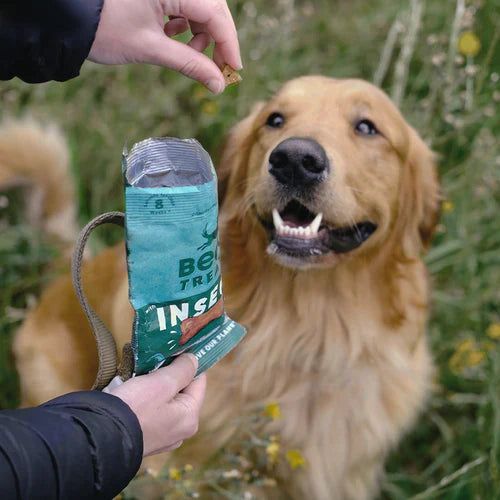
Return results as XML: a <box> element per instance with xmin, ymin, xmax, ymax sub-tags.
<box><xmin>0</xmin><ymin>0</ymin><xmax>104</xmax><ymax>83</ymax></box>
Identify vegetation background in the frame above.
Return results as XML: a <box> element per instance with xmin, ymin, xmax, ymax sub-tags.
<box><xmin>0</xmin><ymin>0</ymin><xmax>498</xmax><ymax>498</ymax></box>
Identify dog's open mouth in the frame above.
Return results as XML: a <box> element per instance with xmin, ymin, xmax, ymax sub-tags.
<box><xmin>258</xmin><ymin>200</ymin><xmax>377</xmax><ymax>258</ymax></box>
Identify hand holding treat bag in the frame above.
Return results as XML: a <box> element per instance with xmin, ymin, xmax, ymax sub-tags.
<box><xmin>72</xmin><ymin>137</ymin><xmax>245</xmax><ymax>389</ymax></box>
<box><xmin>123</xmin><ymin>138</ymin><xmax>246</xmax><ymax>376</ymax></box>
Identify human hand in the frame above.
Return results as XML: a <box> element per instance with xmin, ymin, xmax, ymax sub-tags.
<box><xmin>88</xmin><ymin>0</ymin><xmax>242</xmax><ymax>94</ymax></box>
<box><xmin>110</xmin><ymin>353</ymin><xmax>206</xmax><ymax>456</ymax></box>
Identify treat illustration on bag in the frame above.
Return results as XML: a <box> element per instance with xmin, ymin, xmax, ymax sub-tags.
<box><xmin>123</xmin><ymin>137</ymin><xmax>246</xmax><ymax>376</ymax></box>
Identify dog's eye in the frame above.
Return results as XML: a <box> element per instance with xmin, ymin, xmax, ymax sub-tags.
<box><xmin>266</xmin><ymin>112</ymin><xmax>285</xmax><ymax>128</ymax></box>
<box><xmin>355</xmin><ymin>119</ymin><xmax>378</xmax><ymax>136</ymax></box>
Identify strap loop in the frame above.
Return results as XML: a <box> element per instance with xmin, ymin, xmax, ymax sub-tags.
<box><xmin>71</xmin><ymin>212</ymin><xmax>125</xmax><ymax>390</ymax></box>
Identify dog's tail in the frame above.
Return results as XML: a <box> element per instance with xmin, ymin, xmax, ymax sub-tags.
<box><xmin>0</xmin><ymin>118</ymin><xmax>79</xmax><ymax>246</ymax></box>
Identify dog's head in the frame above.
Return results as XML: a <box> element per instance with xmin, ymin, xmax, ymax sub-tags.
<box><xmin>219</xmin><ymin>76</ymin><xmax>439</xmax><ymax>270</ymax></box>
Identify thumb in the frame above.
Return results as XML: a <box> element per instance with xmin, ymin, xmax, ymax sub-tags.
<box><xmin>144</xmin><ymin>34</ymin><xmax>226</xmax><ymax>94</ymax></box>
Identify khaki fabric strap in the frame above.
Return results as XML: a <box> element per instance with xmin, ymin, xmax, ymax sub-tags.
<box><xmin>72</xmin><ymin>211</ymin><xmax>127</xmax><ymax>390</ymax></box>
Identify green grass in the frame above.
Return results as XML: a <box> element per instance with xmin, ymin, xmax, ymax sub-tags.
<box><xmin>1</xmin><ymin>0</ymin><xmax>499</xmax><ymax>498</ymax></box>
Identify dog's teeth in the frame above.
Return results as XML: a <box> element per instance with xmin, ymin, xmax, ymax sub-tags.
<box><xmin>273</xmin><ymin>208</ymin><xmax>323</xmax><ymax>239</ymax></box>
<box><xmin>310</xmin><ymin>213</ymin><xmax>323</xmax><ymax>234</ymax></box>
<box><xmin>272</xmin><ymin>209</ymin><xmax>284</xmax><ymax>233</ymax></box>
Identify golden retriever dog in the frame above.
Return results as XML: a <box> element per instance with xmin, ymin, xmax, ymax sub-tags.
<box><xmin>3</xmin><ymin>76</ymin><xmax>440</xmax><ymax>499</ymax></box>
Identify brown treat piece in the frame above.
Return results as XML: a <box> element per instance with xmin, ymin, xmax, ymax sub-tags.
<box><xmin>179</xmin><ymin>298</ymin><xmax>224</xmax><ymax>345</ymax></box>
<box><xmin>222</xmin><ymin>64</ymin><xmax>242</xmax><ymax>86</ymax></box>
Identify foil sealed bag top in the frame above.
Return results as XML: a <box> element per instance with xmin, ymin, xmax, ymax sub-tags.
<box><xmin>123</xmin><ymin>137</ymin><xmax>246</xmax><ymax>376</ymax></box>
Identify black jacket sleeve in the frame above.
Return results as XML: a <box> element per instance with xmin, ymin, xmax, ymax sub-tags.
<box><xmin>0</xmin><ymin>391</ymin><xmax>143</xmax><ymax>500</ymax></box>
<box><xmin>0</xmin><ymin>0</ymin><xmax>104</xmax><ymax>83</ymax></box>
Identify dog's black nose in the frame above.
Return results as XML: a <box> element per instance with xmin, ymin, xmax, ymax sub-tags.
<box><xmin>269</xmin><ymin>138</ymin><xmax>329</xmax><ymax>188</ymax></box>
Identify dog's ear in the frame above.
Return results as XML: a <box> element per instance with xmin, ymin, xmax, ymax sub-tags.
<box><xmin>397</xmin><ymin>128</ymin><xmax>441</xmax><ymax>252</ymax></box>
<box><xmin>217</xmin><ymin>101</ymin><xmax>265</xmax><ymax>207</ymax></box>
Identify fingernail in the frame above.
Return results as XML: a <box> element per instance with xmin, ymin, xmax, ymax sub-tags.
<box><xmin>207</xmin><ymin>79</ymin><xmax>225</xmax><ymax>94</ymax></box>
<box><xmin>185</xmin><ymin>353</ymin><xmax>198</xmax><ymax>369</ymax></box>
<box><xmin>236</xmin><ymin>55</ymin><xmax>243</xmax><ymax>71</ymax></box>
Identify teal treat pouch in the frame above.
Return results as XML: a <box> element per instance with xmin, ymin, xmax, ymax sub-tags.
<box><xmin>123</xmin><ymin>137</ymin><xmax>246</xmax><ymax>376</ymax></box>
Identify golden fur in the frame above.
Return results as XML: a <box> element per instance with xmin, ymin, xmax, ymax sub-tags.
<box><xmin>6</xmin><ymin>76</ymin><xmax>440</xmax><ymax>499</ymax></box>
<box><xmin>0</xmin><ymin>120</ymin><xmax>78</xmax><ymax>246</ymax></box>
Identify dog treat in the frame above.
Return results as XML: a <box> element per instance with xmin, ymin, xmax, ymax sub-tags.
<box><xmin>123</xmin><ymin>137</ymin><xmax>246</xmax><ymax>376</ymax></box>
<box><xmin>222</xmin><ymin>64</ymin><xmax>242</xmax><ymax>86</ymax></box>
<box><xmin>180</xmin><ymin>298</ymin><xmax>224</xmax><ymax>345</ymax></box>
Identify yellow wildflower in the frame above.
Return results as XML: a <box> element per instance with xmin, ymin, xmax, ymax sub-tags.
<box><xmin>449</xmin><ymin>338</ymin><xmax>486</xmax><ymax>374</ymax></box>
<box><xmin>266</xmin><ymin>442</ymin><xmax>281</xmax><ymax>462</ymax></box>
<box><xmin>442</xmin><ymin>200</ymin><xmax>454</xmax><ymax>212</ymax></box>
<box><xmin>467</xmin><ymin>350</ymin><xmax>486</xmax><ymax>366</ymax></box>
<box><xmin>169</xmin><ymin>467</ymin><xmax>181</xmax><ymax>480</ymax></box>
<box><xmin>201</xmin><ymin>101</ymin><xmax>219</xmax><ymax>115</ymax></box>
<box><xmin>286</xmin><ymin>449</ymin><xmax>306</xmax><ymax>469</ymax></box>
<box><xmin>263</xmin><ymin>402</ymin><xmax>281</xmax><ymax>420</ymax></box>
<box><xmin>486</xmin><ymin>323</ymin><xmax>500</xmax><ymax>339</ymax></box>
<box><xmin>184</xmin><ymin>464</ymin><xmax>193</xmax><ymax>472</ymax></box>
<box><xmin>457</xmin><ymin>339</ymin><xmax>474</xmax><ymax>351</ymax></box>
<box><xmin>458</xmin><ymin>31</ymin><xmax>481</xmax><ymax>57</ymax></box>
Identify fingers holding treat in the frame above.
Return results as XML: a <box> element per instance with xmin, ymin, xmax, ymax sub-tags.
<box><xmin>221</xmin><ymin>64</ymin><xmax>242</xmax><ymax>86</ymax></box>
